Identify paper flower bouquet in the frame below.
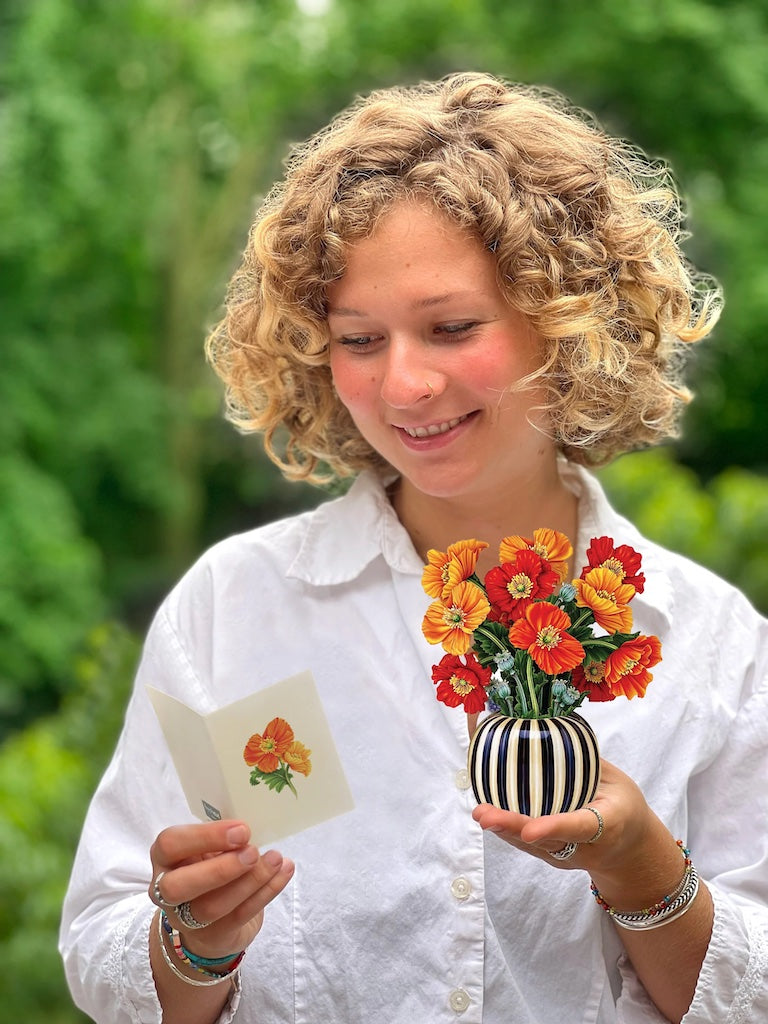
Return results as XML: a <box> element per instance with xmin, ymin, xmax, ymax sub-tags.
<box><xmin>421</xmin><ymin>528</ymin><xmax>662</xmax><ymax>719</ymax></box>
<box><xmin>420</xmin><ymin>529</ymin><xmax>662</xmax><ymax>815</ymax></box>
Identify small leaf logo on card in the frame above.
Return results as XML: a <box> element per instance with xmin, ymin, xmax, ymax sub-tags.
<box><xmin>243</xmin><ymin>717</ymin><xmax>312</xmax><ymax>797</ymax></box>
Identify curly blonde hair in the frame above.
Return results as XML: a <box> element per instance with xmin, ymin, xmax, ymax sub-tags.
<box><xmin>206</xmin><ymin>71</ymin><xmax>720</xmax><ymax>483</ymax></box>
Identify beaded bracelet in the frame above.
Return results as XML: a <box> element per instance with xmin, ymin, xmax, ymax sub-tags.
<box><xmin>590</xmin><ymin>840</ymin><xmax>700</xmax><ymax>931</ymax></box>
<box><xmin>158</xmin><ymin>912</ymin><xmax>245</xmax><ymax>986</ymax></box>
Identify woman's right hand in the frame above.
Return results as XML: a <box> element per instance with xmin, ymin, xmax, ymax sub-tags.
<box><xmin>149</xmin><ymin>819</ymin><xmax>295</xmax><ymax>958</ymax></box>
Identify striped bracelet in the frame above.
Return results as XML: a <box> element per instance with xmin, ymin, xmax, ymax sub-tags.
<box><xmin>590</xmin><ymin>840</ymin><xmax>700</xmax><ymax>931</ymax></box>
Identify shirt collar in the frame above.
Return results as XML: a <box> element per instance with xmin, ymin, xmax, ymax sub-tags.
<box><xmin>286</xmin><ymin>471</ymin><xmax>423</xmax><ymax>585</ymax></box>
<box><xmin>563</xmin><ymin>460</ymin><xmax>674</xmax><ymax>631</ymax></box>
<box><xmin>287</xmin><ymin>462</ymin><xmax>674</xmax><ymax>630</ymax></box>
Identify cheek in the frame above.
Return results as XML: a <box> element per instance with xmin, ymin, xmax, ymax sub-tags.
<box><xmin>329</xmin><ymin>356</ymin><xmax>375</xmax><ymax>412</ymax></box>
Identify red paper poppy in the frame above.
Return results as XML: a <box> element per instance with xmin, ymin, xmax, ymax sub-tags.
<box><xmin>484</xmin><ymin>549</ymin><xmax>559</xmax><ymax>623</ymax></box>
<box><xmin>604</xmin><ymin>635</ymin><xmax>662</xmax><ymax>699</ymax></box>
<box><xmin>581</xmin><ymin>536</ymin><xmax>646</xmax><ymax>593</ymax></box>
<box><xmin>508</xmin><ymin>602</ymin><xmax>585</xmax><ymax>675</ymax></box>
<box><xmin>571</xmin><ymin>661</ymin><xmax>615</xmax><ymax>702</ymax></box>
<box><xmin>431</xmin><ymin>653</ymin><xmax>492</xmax><ymax>713</ymax></box>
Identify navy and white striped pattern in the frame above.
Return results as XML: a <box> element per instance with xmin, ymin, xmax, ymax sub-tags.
<box><xmin>468</xmin><ymin>712</ymin><xmax>601</xmax><ymax>817</ymax></box>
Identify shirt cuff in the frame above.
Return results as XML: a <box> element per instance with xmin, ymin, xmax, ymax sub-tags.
<box><xmin>118</xmin><ymin>902</ymin><xmax>242</xmax><ymax>1024</ymax></box>
<box><xmin>683</xmin><ymin>885</ymin><xmax>768</xmax><ymax>1023</ymax></box>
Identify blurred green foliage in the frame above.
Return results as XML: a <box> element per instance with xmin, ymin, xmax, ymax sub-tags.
<box><xmin>1</xmin><ymin>0</ymin><xmax>768</xmax><ymax>1019</ymax></box>
<box><xmin>3</xmin><ymin>0</ymin><xmax>768</xmax><ymax>735</ymax></box>
<box><xmin>0</xmin><ymin>622</ymin><xmax>138</xmax><ymax>1023</ymax></box>
<box><xmin>600</xmin><ymin>450</ymin><xmax>768</xmax><ymax>612</ymax></box>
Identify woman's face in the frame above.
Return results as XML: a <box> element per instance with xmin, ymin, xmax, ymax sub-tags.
<box><xmin>327</xmin><ymin>202</ymin><xmax>555</xmax><ymax>505</ymax></box>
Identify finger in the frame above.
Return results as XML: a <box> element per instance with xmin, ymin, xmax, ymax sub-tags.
<box><xmin>226</xmin><ymin>854</ymin><xmax>295</xmax><ymax>929</ymax></box>
<box><xmin>521</xmin><ymin>805</ymin><xmax>606</xmax><ymax>847</ymax></box>
<box><xmin>156</xmin><ymin>844</ymin><xmax>272</xmax><ymax>907</ymax></box>
<box><xmin>473</xmin><ymin>803</ymin><xmax>604</xmax><ymax>864</ymax></box>
<box><xmin>151</xmin><ymin>820</ymin><xmax>250</xmax><ymax>872</ymax></box>
<box><xmin>472</xmin><ymin>803</ymin><xmax>531</xmax><ymax>835</ymax></box>
<box><xmin>472</xmin><ymin>804</ymin><xmax>539</xmax><ymax>850</ymax></box>
<box><xmin>178</xmin><ymin>852</ymin><xmax>296</xmax><ymax>953</ymax></box>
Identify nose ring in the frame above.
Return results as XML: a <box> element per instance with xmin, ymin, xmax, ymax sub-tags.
<box><xmin>423</xmin><ymin>381</ymin><xmax>434</xmax><ymax>401</ymax></box>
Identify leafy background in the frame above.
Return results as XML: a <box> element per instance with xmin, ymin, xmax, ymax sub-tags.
<box><xmin>2</xmin><ymin>0</ymin><xmax>767</xmax><ymax>1018</ymax></box>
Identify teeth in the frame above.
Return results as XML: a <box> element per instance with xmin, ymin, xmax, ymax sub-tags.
<box><xmin>403</xmin><ymin>415</ymin><xmax>468</xmax><ymax>438</ymax></box>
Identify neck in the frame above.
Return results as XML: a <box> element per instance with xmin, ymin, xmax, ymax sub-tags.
<box><xmin>392</xmin><ymin>462</ymin><xmax>579</xmax><ymax>577</ymax></box>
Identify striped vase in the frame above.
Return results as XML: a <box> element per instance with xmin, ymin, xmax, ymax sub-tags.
<box><xmin>467</xmin><ymin>712</ymin><xmax>600</xmax><ymax>817</ymax></box>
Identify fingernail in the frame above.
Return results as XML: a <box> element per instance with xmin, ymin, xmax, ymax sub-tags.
<box><xmin>238</xmin><ymin>845</ymin><xmax>260</xmax><ymax>865</ymax></box>
<box><xmin>262</xmin><ymin>849</ymin><xmax>283</xmax><ymax>869</ymax></box>
<box><xmin>226</xmin><ymin>825</ymin><xmax>249</xmax><ymax>847</ymax></box>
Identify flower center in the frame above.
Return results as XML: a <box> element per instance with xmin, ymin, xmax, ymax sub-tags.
<box><xmin>261</xmin><ymin>738</ymin><xmax>276</xmax><ymax>753</ymax></box>
<box><xmin>449</xmin><ymin>673</ymin><xmax>474</xmax><ymax>696</ymax></box>
<box><xmin>595</xmin><ymin>589</ymin><xmax>617</xmax><ymax>604</ymax></box>
<box><xmin>601</xmin><ymin>557</ymin><xmax>625</xmax><ymax>578</ymax></box>
<box><xmin>536</xmin><ymin>625</ymin><xmax>561</xmax><ymax>650</ymax></box>
<box><xmin>584</xmin><ymin>662</ymin><xmax>604</xmax><ymax>681</ymax></box>
<box><xmin>619</xmin><ymin>658</ymin><xmax>638</xmax><ymax>676</ymax></box>
<box><xmin>444</xmin><ymin>606</ymin><xmax>465</xmax><ymax>627</ymax></box>
<box><xmin>507</xmin><ymin>573</ymin><xmax>533</xmax><ymax>598</ymax></box>
<box><xmin>441</xmin><ymin>563</ymin><xmax>451</xmax><ymax>583</ymax></box>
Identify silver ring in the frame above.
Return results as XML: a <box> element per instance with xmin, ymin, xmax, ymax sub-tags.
<box><xmin>549</xmin><ymin>842</ymin><xmax>578</xmax><ymax>861</ymax></box>
<box><xmin>176</xmin><ymin>901</ymin><xmax>210</xmax><ymax>930</ymax></box>
<box><xmin>151</xmin><ymin>871</ymin><xmax>177</xmax><ymax>909</ymax></box>
<box><xmin>585</xmin><ymin>806</ymin><xmax>604</xmax><ymax>844</ymax></box>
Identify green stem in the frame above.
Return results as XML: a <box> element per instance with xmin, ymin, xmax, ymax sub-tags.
<box><xmin>526</xmin><ymin>658</ymin><xmax>540</xmax><ymax>718</ymax></box>
<box><xmin>583</xmin><ymin>637</ymin><xmax>619</xmax><ymax>651</ymax></box>
<box><xmin>570</xmin><ymin>608</ymin><xmax>592</xmax><ymax>631</ymax></box>
<box><xmin>279</xmin><ymin>765</ymin><xmax>298</xmax><ymax>798</ymax></box>
<box><xmin>475</xmin><ymin>624</ymin><xmax>509</xmax><ymax>653</ymax></box>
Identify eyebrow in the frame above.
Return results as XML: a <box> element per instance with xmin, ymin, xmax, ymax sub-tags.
<box><xmin>327</xmin><ymin>291</ymin><xmax>477</xmax><ymax>318</ymax></box>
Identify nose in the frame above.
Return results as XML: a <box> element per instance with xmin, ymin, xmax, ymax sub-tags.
<box><xmin>380</xmin><ymin>338</ymin><xmax>441</xmax><ymax>409</ymax></box>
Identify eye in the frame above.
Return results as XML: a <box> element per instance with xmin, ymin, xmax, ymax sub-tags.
<box><xmin>436</xmin><ymin>321</ymin><xmax>479</xmax><ymax>337</ymax></box>
<box><xmin>336</xmin><ymin>334</ymin><xmax>382</xmax><ymax>350</ymax></box>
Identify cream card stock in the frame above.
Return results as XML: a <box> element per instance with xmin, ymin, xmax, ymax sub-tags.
<box><xmin>147</xmin><ymin>670</ymin><xmax>354</xmax><ymax>844</ymax></box>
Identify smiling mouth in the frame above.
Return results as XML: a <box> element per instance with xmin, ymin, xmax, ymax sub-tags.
<box><xmin>400</xmin><ymin>414</ymin><xmax>469</xmax><ymax>438</ymax></box>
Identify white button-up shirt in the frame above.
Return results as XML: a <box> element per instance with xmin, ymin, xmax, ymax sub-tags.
<box><xmin>60</xmin><ymin>464</ymin><xmax>768</xmax><ymax>1023</ymax></box>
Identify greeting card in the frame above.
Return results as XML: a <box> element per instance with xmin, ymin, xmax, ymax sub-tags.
<box><xmin>147</xmin><ymin>670</ymin><xmax>354</xmax><ymax>844</ymax></box>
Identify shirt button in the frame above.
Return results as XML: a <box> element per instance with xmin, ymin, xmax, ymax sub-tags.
<box><xmin>449</xmin><ymin>988</ymin><xmax>471</xmax><ymax>1013</ymax></box>
<box><xmin>450</xmin><ymin>876</ymin><xmax>471</xmax><ymax>901</ymax></box>
<box><xmin>455</xmin><ymin>768</ymin><xmax>470</xmax><ymax>790</ymax></box>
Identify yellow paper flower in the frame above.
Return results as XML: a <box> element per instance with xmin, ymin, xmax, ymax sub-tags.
<box><xmin>421</xmin><ymin>539</ymin><xmax>488</xmax><ymax>600</ymax></box>
<box><xmin>572</xmin><ymin>567</ymin><xmax>635</xmax><ymax>633</ymax></box>
<box><xmin>422</xmin><ymin>580</ymin><xmax>491</xmax><ymax>655</ymax></box>
<box><xmin>499</xmin><ymin>528</ymin><xmax>572</xmax><ymax>582</ymax></box>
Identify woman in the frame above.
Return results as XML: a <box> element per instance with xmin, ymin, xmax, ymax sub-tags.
<box><xmin>60</xmin><ymin>72</ymin><xmax>768</xmax><ymax>1023</ymax></box>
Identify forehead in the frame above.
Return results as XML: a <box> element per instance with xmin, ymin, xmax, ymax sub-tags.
<box><xmin>333</xmin><ymin>201</ymin><xmax>494</xmax><ymax>286</ymax></box>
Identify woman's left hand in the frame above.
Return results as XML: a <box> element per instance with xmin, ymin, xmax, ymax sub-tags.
<box><xmin>472</xmin><ymin>757</ymin><xmax>655</xmax><ymax>872</ymax></box>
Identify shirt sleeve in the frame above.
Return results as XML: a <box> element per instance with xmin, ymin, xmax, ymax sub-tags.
<box><xmin>621</xmin><ymin>597</ymin><xmax>768</xmax><ymax>1022</ymax></box>
<box><xmin>683</xmin><ymin>649</ymin><xmax>768</xmax><ymax>1024</ymax></box>
<box><xmin>58</xmin><ymin>605</ymin><xmax>242</xmax><ymax>1024</ymax></box>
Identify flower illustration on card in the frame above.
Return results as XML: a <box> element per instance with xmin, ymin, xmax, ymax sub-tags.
<box><xmin>243</xmin><ymin>717</ymin><xmax>312</xmax><ymax>797</ymax></box>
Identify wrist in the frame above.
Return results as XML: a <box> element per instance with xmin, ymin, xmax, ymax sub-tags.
<box><xmin>588</xmin><ymin>814</ymin><xmax>685</xmax><ymax>912</ymax></box>
<box><xmin>593</xmin><ymin>831</ymin><xmax>696</xmax><ymax>921</ymax></box>
<box><xmin>158</xmin><ymin>911</ymin><xmax>245</xmax><ymax>986</ymax></box>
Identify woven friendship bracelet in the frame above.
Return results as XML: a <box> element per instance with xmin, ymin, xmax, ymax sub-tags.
<box><xmin>181</xmin><ymin>944</ymin><xmax>245</xmax><ymax>968</ymax></box>
<box><xmin>158</xmin><ymin>911</ymin><xmax>245</xmax><ymax>985</ymax></box>
<box><xmin>590</xmin><ymin>840</ymin><xmax>700</xmax><ymax>931</ymax></box>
